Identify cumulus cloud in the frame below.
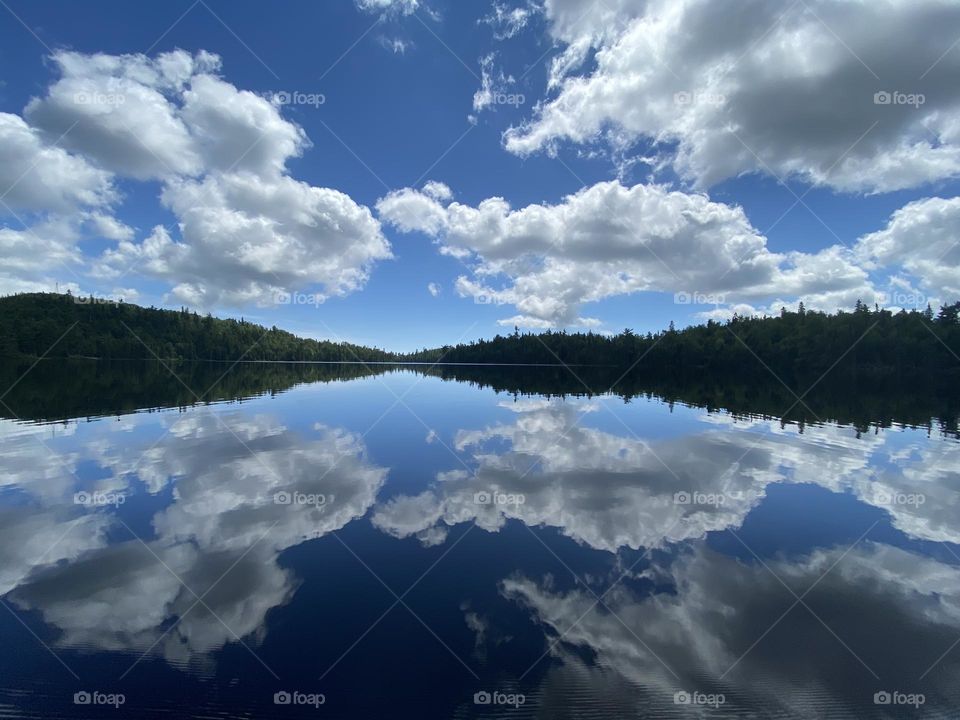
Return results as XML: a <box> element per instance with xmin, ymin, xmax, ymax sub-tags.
<box><xmin>856</xmin><ymin>196</ymin><xmax>960</xmax><ymax>303</ymax></box>
<box><xmin>378</xmin><ymin>180</ymin><xmax>874</xmax><ymax>326</ymax></box>
<box><xmin>427</xmin><ymin>281</ymin><xmax>441</xmax><ymax>297</ymax></box>
<box><xmin>422</xmin><ymin>180</ymin><xmax>452</xmax><ymax>201</ymax></box>
<box><xmin>506</xmin><ymin>0</ymin><xmax>960</xmax><ymax>193</ymax></box>
<box><xmin>0</xmin><ymin>113</ymin><xmax>116</xmax><ymax>213</ymax></box>
<box><xmin>0</xmin><ymin>110</ymin><xmax>126</xmax><ymax>294</ymax></box>
<box><xmin>25</xmin><ymin>49</ymin><xmax>215</xmax><ymax>179</ymax></box>
<box><xmin>0</xmin><ymin>219</ymin><xmax>87</xmax><ymax>296</ymax></box>
<box><xmin>96</xmin><ymin>172</ymin><xmax>390</xmax><ymax>307</ymax></box>
<box><xmin>4</xmin><ymin>48</ymin><xmax>393</xmax><ymax>308</ymax></box>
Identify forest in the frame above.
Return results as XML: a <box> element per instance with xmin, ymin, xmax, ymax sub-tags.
<box><xmin>0</xmin><ymin>292</ymin><xmax>394</xmax><ymax>362</ymax></box>
<box><xmin>2</xmin><ymin>293</ymin><xmax>959</xmax><ymax>390</ymax></box>
<box><xmin>407</xmin><ymin>300</ymin><xmax>960</xmax><ymax>386</ymax></box>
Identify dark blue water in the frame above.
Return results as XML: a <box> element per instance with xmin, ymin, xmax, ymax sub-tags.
<box><xmin>0</xmin><ymin>366</ymin><xmax>958</xmax><ymax>718</ymax></box>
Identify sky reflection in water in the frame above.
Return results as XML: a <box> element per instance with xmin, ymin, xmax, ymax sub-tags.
<box><xmin>0</xmin><ymin>367</ymin><xmax>958</xmax><ymax>718</ymax></box>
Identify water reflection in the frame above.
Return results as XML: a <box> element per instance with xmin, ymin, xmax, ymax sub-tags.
<box><xmin>3</xmin><ymin>409</ymin><xmax>387</xmax><ymax>670</ymax></box>
<box><xmin>373</xmin><ymin>398</ymin><xmax>959</xmax><ymax>550</ymax></box>
<box><xmin>505</xmin><ymin>541</ymin><xmax>960</xmax><ymax>715</ymax></box>
<box><xmin>0</xmin><ymin>365</ymin><xmax>958</xmax><ymax>717</ymax></box>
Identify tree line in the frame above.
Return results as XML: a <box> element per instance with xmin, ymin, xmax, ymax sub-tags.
<box><xmin>406</xmin><ymin>301</ymin><xmax>960</xmax><ymax>386</ymax></box>
<box><xmin>0</xmin><ymin>292</ymin><xmax>394</xmax><ymax>362</ymax></box>
<box><xmin>2</xmin><ymin>293</ymin><xmax>958</xmax><ymax>389</ymax></box>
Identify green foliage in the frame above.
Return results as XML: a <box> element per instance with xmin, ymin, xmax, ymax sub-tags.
<box><xmin>405</xmin><ymin>301</ymin><xmax>960</xmax><ymax>385</ymax></box>
<box><xmin>0</xmin><ymin>293</ymin><xmax>395</xmax><ymax>362</ymax></box>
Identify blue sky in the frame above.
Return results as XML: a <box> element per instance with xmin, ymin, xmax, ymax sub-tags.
<box><xmin>1</xmin><ymin>0</ymin><xmax>959</xmax><ymax>351</ymax></box>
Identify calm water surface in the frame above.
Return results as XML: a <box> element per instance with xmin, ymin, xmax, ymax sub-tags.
<box><xmin>0</xmin><ymin>362</ymin><xmax>958</xmax><ymax>718</ymax></box>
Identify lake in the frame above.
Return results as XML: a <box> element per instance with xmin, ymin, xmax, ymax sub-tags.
<box><xmin>0</xmin><ymin>361</ymin><xmax>958</xmax><ymax>718</ymax></box>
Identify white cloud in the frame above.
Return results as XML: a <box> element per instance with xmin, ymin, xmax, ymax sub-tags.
<box><xmin>422</xmin><ymin>180</ymin><xmax>452</xmax><ymax>201</ymax></box>
<box><xmin>379</xmin><ymin>36</ymin><xmax>414</xmax><ymax>54</ymax></box>
<box><xmin>378</xmin><ymin>180</ymin><xmax>874</xmax><ymax>327</ymax></box>
<box><xmin>506</xmin><ymin>0</ymin><xmax>960</xmax><ymax>193</ymax></box>
<box><xmin>472</xmin><ymin>53</ymin><xmax>518</xmax><ymax>113</ymax></box>
<box><xmin>180</xmin><ymin>74</ymin><xmax>308</xmax><ymax>177</ymax></box>
<box><xmin>355</xmin><ymin>0</ymin><xmax>420</xmax><ymax>16</ymax></box>
<box><xmin>0</xmin><ymin>218</ymin><xmax>85</xmax><ymax>296</ymax></box>
<box><xmin>85</xmin><ymin>212</ymin><xmax>134</xmax><ymax>241</ymax></box>
<box><xmin>97</xmin><ymin>172</ymin><xmax>390</xmax><ymax>307</ymax></box>
<box><xmin>481</xmin><ymin>1</ymin><xmax>540</xmax><ymax>40</ymax></box>
<box><xmin>0</xmin><ymin>112</ymin><xmax>116</xmax><ymax>213</ymax></box>
<box><xmin>856</xmin><ymin>196</ymin><xmax>960</xmax><ymax>303</ymax></box>
<box><xmin>24</xmin><ymin>49</ymin><xmax>306</xmax><ymax>180</ymax></box>
<box><xmin>3</xmin><ymin>48</ymin><xmax>393</xmax><ymax>309</ymax></box>
<box><xmin>542</xmin><ymin>0</ymin><xmax>647</xmax><ymax>89</ymax></box>
<box><xmin>427</xmin><ymin>281</ymin><xmax>441</xmax><ymax>297</ymax></box>
<box><xmin>25</xmin><ymin>49</ymin><xmax>215</xmax><ymax>179</ymax></box>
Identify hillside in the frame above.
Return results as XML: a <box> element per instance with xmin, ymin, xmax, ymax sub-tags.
<box><xmin>0</xmin><ymin>293</ymin><xmax>395</xmax><ymax>362</ymax></box>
